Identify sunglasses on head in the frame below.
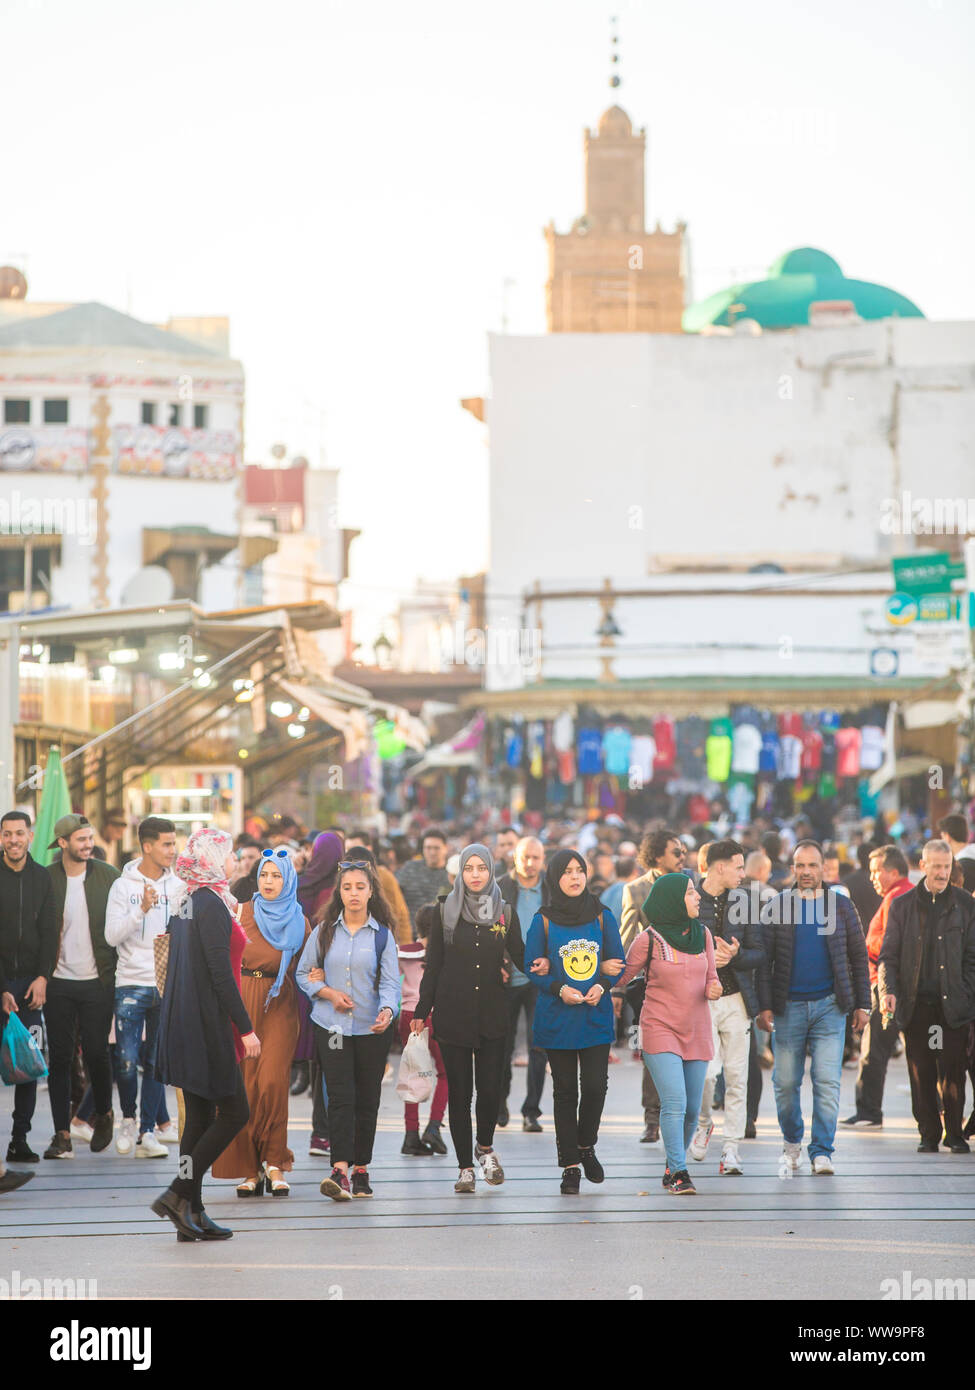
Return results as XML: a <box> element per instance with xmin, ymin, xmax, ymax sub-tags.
<box><xmin>261</xmin><ymin>848</ymin><xmax>290</xmax><ymax>860</ymax></box>
<box><xmin>338</xmin><ymin>860</ymin><xmax>370</xmax><ymax>871</ymax></box>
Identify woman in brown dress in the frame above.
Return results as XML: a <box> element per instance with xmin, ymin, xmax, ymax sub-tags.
<box><xmin>213</xmin><ymin>848</ymin><xmax>311</xmax><ymax>1196</ymax></box>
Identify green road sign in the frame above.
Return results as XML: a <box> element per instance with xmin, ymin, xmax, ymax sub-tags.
<box><xmin>892</xmin><ymin>552</ymin><xmax>967</xmax><ymax>595</ymax></box>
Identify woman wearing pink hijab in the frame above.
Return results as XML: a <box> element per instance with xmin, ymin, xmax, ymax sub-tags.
<box><xmin>154</xmin><ymin>829</ymin><xmax>261</xmax><ymax>1241</ymax></box>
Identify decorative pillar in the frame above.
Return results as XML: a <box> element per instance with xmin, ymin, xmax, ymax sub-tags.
<box><xmin>90</xmin><ymin>391</ymin><xmax>111</xmax><ymax>609</ymax></box>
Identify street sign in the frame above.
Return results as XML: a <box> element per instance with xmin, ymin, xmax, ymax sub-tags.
<box><xmin>884</xmin><ymin>591</ymin><xmax>962</xmax><ymax>625</ymax></box>
<box><xmin>892</xmin><ymin>552</ymin><xmax>966</xmax><ymax>596</ymax></box>
<box><xmin>869</xmin><ymin>647</ymin><xmax>899</xmax><ymax>678</ymax></box>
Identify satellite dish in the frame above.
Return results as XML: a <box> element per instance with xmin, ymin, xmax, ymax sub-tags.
<box><xmin>121</xmin><ymin>566</ymin><xmax>175</xmax><ymax>606</ymax></box>
<box><xmin>0</xmin><ymin>267</ymin><xmax>27</xmax><ymax>300</ymax></box>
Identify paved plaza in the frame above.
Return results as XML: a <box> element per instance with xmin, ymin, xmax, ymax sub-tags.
<box><xmin>1</xmin><ymin>1051</ymin><xmax>973</xmax><ymax>1301</ymax></box>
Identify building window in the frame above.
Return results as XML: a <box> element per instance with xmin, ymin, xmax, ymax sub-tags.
<box><xmin>43</xmin><ymin>399</ymin><xmax>69</xmax><ymax>424</ymax></box>
<box><xmin>141</xmin><ymin>402</ymin><xmax>156</xmax><ymax>426</ymax></box>
<box><xmin>4</xmin><ymin>399</ymin><xmax>30</xmax><ymax>424</ymax></box>
<box><xmin>168</xmin><ymin>403</ymin><xmax>182</xmax><ymax>427</ymax></box>
<box><xmin>193</xmin><ymin>403</ymin><xmax>208</xmax><ymax>429</ymax></box>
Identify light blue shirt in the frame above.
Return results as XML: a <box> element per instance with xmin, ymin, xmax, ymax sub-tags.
<box><xmin>296</xmin><ymin>915</ymin><xmax>401</xmax><ymax>1036</ymax></box>
<box><xmin>510</xmin><ymin>881</ymin><xmax>542</xmax><ymax>987</ymax></box>
<box><xmin>600</xmin><ymin>880</ymin><xmax>625</xmax><ymax>923</ymax></box>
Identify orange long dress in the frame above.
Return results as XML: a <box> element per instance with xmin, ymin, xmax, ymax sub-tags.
<box><xmin>213</xmin><ymin>902</ymin><xmax>312</xmax><ymax>1179</ymax></box>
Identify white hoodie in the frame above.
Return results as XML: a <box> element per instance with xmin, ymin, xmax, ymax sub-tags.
<box><xmin>105</xmin><ymin>859</ymin><xmax>186</xmax><ymax>987</ymax></box>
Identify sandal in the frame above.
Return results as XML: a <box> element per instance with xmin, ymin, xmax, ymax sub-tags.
<box><xmin>236</xmin><ymin>1175</ymin><xmax>265</xmax><ymax>1198</ymax></box>
<box><xmin>263</xmin><ymin>1162</ymin><xmax>290</xmax><ymax>1197</ymax></box>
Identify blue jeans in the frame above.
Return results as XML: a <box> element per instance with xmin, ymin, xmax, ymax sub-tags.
<box><xmin>115</xmin><ymin>985</ymin><xmax>164</xmax><ymax>1135</ymax></box>
<box><xmin>644</xmin><ymin>1052</ymin><xmax>709</xmax><ymax>1173</ymax></box>
<box><xmin>772</xmin><ymin>994</ymin><xmax>847</xmax><ymax>1159</ymax></box>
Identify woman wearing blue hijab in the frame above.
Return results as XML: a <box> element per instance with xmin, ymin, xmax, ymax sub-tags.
<box><xmin>212</xmin><ymin>848</ymin><xmax>312</xmax><ymax>1196</ymax></box>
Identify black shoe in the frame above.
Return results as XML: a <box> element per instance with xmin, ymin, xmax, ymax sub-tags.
<box><xmin>401</xmin><ymin>1131</ymin><xmax>433</xmax><ymax>1156</ymax></box>
<box><xmin>178</xmin><ymin>1208</ymin><xmax>233</xmax><ymax>1241</ymax></box>
<box><xmin>90</xmin><ymin>1110</ymin><xmax>114</xmax><ymax>1153</ymax></box>
<box><xmin>522</xmin><ymin>1116</ymin><xmax>542</xmax><ymax>1133</ymax></box>
<box><xmin>641</xmin><ymin>1122</ymin><xmax>660</xmax><ymax>1143</ymax></box>
<box><xmin>43</xmin><ymin>1133</ymin><xmax>73</xmax><ymax>1160</ymax></box>
<box><xmin>669</xmin><ymin>1169</ymin><xmax>697</xmax><ymax>1195</ymax></box>
<box><xmin>151</xmin><ymin>1189</ymin><xmax>204</xmax><ymax>1240</ymax></box>
<box><xmin>497</xmin><ymin>1105</ymin><xmax>510</xmax><ymax>1128</ymax></box>
<box><xmin>840</xmin><ymin>1113</ymin><xmax>882</xmax><ymax>1127</ymax></box>
<box><xmin>351</xmin><ymin>1169</ymin><xmax>373</xmax><ymax>1199</ymax></box>
<box><xmin>661</xmin><ymin>1166</ymin><xmax>673</xmax><ymax>1189</ymax></box>
<box><xmin>6</xmin><ymin>1139</ymin><xmax>38</xmax><ymax>1164</ymax></box>
<box><xmin>0</xmin><ymin>1170</ymin><xmax>34</xmax><ymax>1193</ymax></box>
<box><xmin>917</xmin><ymin>1141</ymin><xmax>939</xmax><ymax>1153</ymax></box>
<box><xmin>289</xmin><ymin>1061</ymin><xmax>310</xmax><ymax>1097</ymax></box>
<box><xmin>421</xmin><ymin>1123</ymin><xmax>448</xmax><ymax>1155</ymax></box>
<box><xmin>579</xmin><ymin>1146</ymin><xmax>604</xmax><ymax>1183</ymax></box>
<box><xmin>560</xmin><ymin>1165</ymin><xmax>581</xmax><ymax>1195</ymax></box>
<box><xmin>945</xmin><ymin>1137</ymin><xmax>971</xmax><ymax>1154</ymax></box>
<box><xmin>744</xmin><ymin>1121</ymin><xmax>757</xmax><ymax>1140</ymax></box>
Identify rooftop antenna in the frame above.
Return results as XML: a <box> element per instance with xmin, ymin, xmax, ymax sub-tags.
<box><xmin>609</xmin><ymin>14</ymin><xmax>621</xmax><ymax>89</ymax></box>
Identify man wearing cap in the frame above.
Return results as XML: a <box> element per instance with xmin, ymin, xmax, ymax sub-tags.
<box><xmin>43</xmin><ymin>815</ymin><xmax>120</xmax><ymax>1159</ymax></box>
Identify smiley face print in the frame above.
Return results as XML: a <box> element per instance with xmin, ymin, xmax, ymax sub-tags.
<box><xmin>559</xmin><ymin>938</ymin><xmax>600</xmax><ymax>984</ymax></box>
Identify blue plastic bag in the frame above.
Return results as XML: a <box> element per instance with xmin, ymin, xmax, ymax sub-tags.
<box><xmin>0</xmin><ymin>1011</ymin><xmax>48</xmax><ymax>1085</ymax></box>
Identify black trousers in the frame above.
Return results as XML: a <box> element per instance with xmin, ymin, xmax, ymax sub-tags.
<box><xmin>45</xmin><ymin>978</ymin><xmax>114</xmax><ymax>1134</ymax></box>
<box><xmin>905</xmin><ymin>998</ymin><xmax>969</xmax><ymax>1145</ymax></box>
<box><xmin>438</xmin><ymin>1035</ymin><xmax>507</xmax><ymax>1168</ymax></box>
<box><xmin>546</xmin><ymin>1044</ymin><xmax>611</xmax><ymax>1167</ymax></box>
<box><xmin>854</xmin><ymin>984</ymin><xmax>899</xmax><ymax>1121</ymax></box>
<box><xmin>2</xmin><ymin>978</ymin><xmax>44</xmax><ymax>1138</ymax></box>
<box><xmin>172</xmin><ymin>1071</ymin><xmax>249</xmax><ymax>1210</ymax></box>
<box><xmin>500</xmin><ymin>984</ymin><xmax>547</xmax><ymax>1120</ymax></box>
<box><xmin>310</xmin><ymin>1056</ymin><xmax>329</xmax><ymax>1138</ymax></box>
<box><xmin>316</xmin><ymin>1026</ymin><xmax>390</xmax><ymax>1167</ymax></box>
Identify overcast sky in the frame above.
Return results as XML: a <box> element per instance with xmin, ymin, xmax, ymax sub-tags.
<box><xmin>6</xmin><ymin>0</ymin><xmax>973</xmax><ymax>638</ymax></box>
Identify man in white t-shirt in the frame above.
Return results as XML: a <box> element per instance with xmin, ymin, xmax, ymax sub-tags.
<box><xmin>43</xmin><ymin>815</ymin><xmax>120</xmax><ymax>1160</ymax></box>
<box><xmin>105</xmin><ymin>816</ymin><xmax>183</xmax><ymax>1159</ymax></box>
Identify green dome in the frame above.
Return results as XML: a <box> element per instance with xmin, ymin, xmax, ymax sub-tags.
<box><xmin>683</xmin><ymin>247</ymin><xmax>924</xmax><ymax>332</ymax></box>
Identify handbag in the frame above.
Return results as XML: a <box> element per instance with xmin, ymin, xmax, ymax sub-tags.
<box><xmin>625</xmin><ymin>929</ymin><xmax>654</xmax><ymax>1016</ymax></box>
<box><xmin>0</xmin><ymin>1011</ymin><xmax>49</xmax><ymax>1085</ymax></box>
<box><xmin>153</xmin><ymin>931</ymin><xmax>171</xmax><ymax>995</ymax></box>
<box><xmin>395</xmin><ymin>1031</ymin><xmax>436</xmax><ymax>1104</ymax></box>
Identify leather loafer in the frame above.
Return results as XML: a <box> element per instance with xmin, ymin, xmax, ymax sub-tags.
<box><xmin>152</xmin><ymin>1189</ymin><xmax>204</xmax><ymax>1240</ymax></box>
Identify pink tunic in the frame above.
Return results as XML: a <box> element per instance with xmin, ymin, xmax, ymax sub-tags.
<box><xmin>618</xmin><ymin>927</ymin><xmax>718</xmax><ymax>1060</ymax></box>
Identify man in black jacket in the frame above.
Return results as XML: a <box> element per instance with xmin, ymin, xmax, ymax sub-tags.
<box><xmin>43</xmin><ymin>815</ymin><xmax>119</xmax><ymax>1160</ymax></box>
<box><xmin>0</xmin><ymin>811</ymin><xmax>57</xmax><ymax>1162</ymax></box>
<box><xmin>878</xmin><ymin>839</ymin><xmax>975</xmax><ymax>1154</ymax></box>
<box><xmin>497</xmin><ymin>837</ymin><xmax>549</xmax><ymax>1131</ymax></box>
<box><xmin>688</xmin><ymin>839</ymin><xmax>765</xmax><ymax>1175</ymax></box>
<box><xmin>756</xmin><ymin>840</ymin><xmax>870</xmax><ymax>1177</ymax></box>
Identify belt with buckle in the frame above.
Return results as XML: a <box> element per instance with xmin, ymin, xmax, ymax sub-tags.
<box><xmin>242</xmin><ymin>968</ymin><xmax>269</xmax><ymax>979</ymax></box>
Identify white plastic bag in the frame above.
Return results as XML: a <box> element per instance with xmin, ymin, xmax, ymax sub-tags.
<box><xmin>396</xmin><ymin>1030</ymin><xmax>436</xmax><ymax>1104</ymax></box>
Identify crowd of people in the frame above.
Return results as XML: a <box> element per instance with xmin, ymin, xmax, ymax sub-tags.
<box><xmin>1</xmin><ymin>801</ymin><xmax>974</xmax><ymax>1232</ymax></box>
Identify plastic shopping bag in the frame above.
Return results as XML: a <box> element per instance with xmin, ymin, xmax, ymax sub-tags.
<box><xmin>395</xmin><ymin>1030</ymin><xmax>435</xmax><ymax>1105</ymax></box>
<box><xmin>0</xmin><ymin>1011</ymin><xmax>49</xmax><ymax>1086</ymax></box>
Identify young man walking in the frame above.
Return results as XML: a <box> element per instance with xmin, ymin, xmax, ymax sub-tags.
<box><xmin>688</xmin><ymin>839</ymin><xmax>765</xmax><ymax>1175</ymax></box>
<box><xmin>43</xmin><ymin>815</ymin><xmax>120</xmax><ymax>1159</ymax></box>
<box><xmin>0</xmin><ymin>811</ymin><xmax>57</xmax><ymax>1163</ymax></box>
<box><xmin>105</xmin><ymin>816</ymin><xmax>181</xmax><ymax>1158</ymax></box>
<box><xmin>497</xmin><ymin>836</ymin><xmax>549</xmax><ymax>1131</ymax></box>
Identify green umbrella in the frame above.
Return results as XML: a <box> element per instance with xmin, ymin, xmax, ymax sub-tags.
<box><xmin>34</xmin><ymin>746</ymin><xmax>72</xmax><ymax>868</ymax></box>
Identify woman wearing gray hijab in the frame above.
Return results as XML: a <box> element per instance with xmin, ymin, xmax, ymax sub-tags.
<box><xmin>412</xmin><ymin>844</ymin><xmax>525</xmax><ymax>1192</ymax></box>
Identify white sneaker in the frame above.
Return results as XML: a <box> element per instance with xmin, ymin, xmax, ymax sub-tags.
<box><xmin>688</xmin><ymin>1120</ymin><xmax>714</xmax><ymax>1162</ymax></box>
<box><xmin>475</xmin><ymin>1145</ymin><xmax>505</xmax><ymax>1185</ymax></box>
<box><xmin>116</xmin><ymin>1117</ymin><xmax>136</xmax><ymax>1156</ymax></box>
<box><xmin>719</xmin><ymin>1144</ymin><xmax>743</xmax><ymax>1175</ymax></box>
<box><xmin>154</xmin><ymin>1125</ymin><xmax>179</xmax><ymax>1145</ymax></box>
<box><xmin>69</xmin><ymin>1119</ymin><xmax>94</xmax><ymax>1144</ymax></box>
<box><xmin>811</xmin><ymin>1154</ymin><xmax>835</xmax><ymax>1175</ymax></box>
<box><xmin>778</xmin><ymin>1142</ymin><xmax>801</xmax><ymax>1179</ymax></box>
<box><xmin>135</xmin><ymin>1130</ymin><xmax>168</xmax><ymax>1159</ymax></box>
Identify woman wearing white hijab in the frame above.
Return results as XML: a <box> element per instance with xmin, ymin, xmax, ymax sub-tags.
<box><xmin>412</xmin><ymin>844</ymin><xmax>524</xmax><ymax>1193</ymax></box>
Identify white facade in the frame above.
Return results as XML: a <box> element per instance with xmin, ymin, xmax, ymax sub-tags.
<box><xmin>0</xmin><ymin>314</ymin><xmax>244</xmax><ymax>611</ymax></box>
<box><xmin>486</xmin><ymin>320</ymin><xmax>975</xmax><ymax>690</ymax></box>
